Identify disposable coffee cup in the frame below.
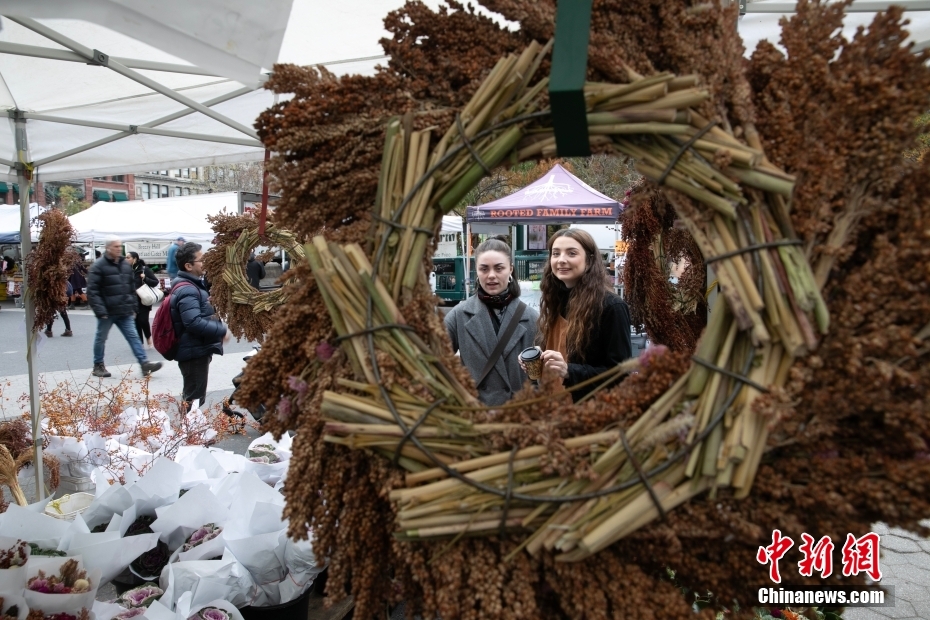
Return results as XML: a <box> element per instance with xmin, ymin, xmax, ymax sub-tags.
<box><xmin>520</xmin><ymin>347</ymin><xmax>543</xmax><ymax>381</ymax></box>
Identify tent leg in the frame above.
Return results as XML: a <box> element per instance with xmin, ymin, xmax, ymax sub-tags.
<box><xmin>17</xmin><ymin>167</ymin><xmax>44</xmax><ymax>502</ymax></box>
<box><xmin>465</xmin><ymin>223</ymin><xmax>472</xmax><ymax>297</ymax></box>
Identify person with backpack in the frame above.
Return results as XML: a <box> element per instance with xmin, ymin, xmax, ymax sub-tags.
<box><xmin>87</xmin><ymin>237</ymin><xmax>163</xmax><ymax>378</ymax></box>
<box><xmin>161</xmin><ymin>241</ymin><xmax>229</xmax><ymax>411</ymax></box>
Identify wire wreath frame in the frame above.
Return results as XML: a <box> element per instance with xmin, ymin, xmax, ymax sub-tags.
<box><xmin>304</xmin><ymin>43</ymin><xmax>827</xmax><ymax>560</ymax></box>
<box><xmin>223</xmin><ymin>223</ymin><xmax>306</xmax><ymax>314</ymax></box>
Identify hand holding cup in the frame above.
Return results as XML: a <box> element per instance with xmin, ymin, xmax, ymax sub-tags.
<box><xmin>519</xmin><ymin>347</ymin><xmax>543</xmax><ymax>381</ymax></box>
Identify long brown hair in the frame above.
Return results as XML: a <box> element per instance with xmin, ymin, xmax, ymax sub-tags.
<box><xmin>537</xmin><ymin>228</ymin><xmax>611</xmax><ymax>362</ymax></box>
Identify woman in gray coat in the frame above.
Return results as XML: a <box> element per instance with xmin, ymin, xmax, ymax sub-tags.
<box><xmin>444</xmin><ymin>238</ymin><xmax>538</xmax><ymax>406</ymax></box>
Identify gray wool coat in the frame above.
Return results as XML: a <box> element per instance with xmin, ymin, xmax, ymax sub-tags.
<box><xmin>444</xmin><ymin>294</ymin><xmax>539</xmax><ymax>406</ymax></box>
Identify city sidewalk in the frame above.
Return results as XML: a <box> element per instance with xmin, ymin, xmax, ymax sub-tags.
<box><xmin>844</xmin><ymin>521</ymin><xmax>930</xmax><ymax>620</ymax></box>
<box><xmin>1</xmin><ymin>356</ymin><xmax>249</xmax><ymax>420</ymax></box>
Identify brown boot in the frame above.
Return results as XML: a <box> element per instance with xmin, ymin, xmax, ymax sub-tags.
<box><xmin>62</xmin><ymin>330</ymin><xmax>73</xmax><ymax>337</ymax></box>
<box><xmin>44</xmin><ymin>329</ymin><xmax>53</xmax><ymax>337</ymax></box>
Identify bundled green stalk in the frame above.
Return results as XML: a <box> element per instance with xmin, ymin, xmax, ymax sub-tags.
<box><xmin>309</xmin><ymin>47</ymin><xmax>830</xmax><ymax>559</ymax></box>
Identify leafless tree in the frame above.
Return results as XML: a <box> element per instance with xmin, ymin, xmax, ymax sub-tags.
<box><xmin>194</xmin><ymin>162</ymin><xmax>266</xmax><ymax>193</ymax></box>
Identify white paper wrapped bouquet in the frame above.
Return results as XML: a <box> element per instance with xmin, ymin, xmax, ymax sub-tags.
<box><xmin>0</xmin><ymin>432</ymin><xmax>323</xmax><ymax>619</ymax></box>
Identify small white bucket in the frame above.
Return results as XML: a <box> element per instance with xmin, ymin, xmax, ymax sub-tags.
<box><xmin>44</xmin><ymin>492</ymin><xmax>95</xmax><ymax>520</ymax></box>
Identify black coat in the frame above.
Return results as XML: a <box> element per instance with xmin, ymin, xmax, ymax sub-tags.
<box><xmin>246</xmin><ymin>258</ymin><xmax>265</xmax><ymax>289</ymax></box>
<box><xmin>563</xmin><ymin>292</ymin><xmax>633</xmax><ymax>401</ymax></box>
<box><xmin>87</xmin><ymin>255</ymin><xmax>138</xmax><ymax>319</ymax></box>
<box><xmin>132</xmin><ymin>263</ymin><xmax>159</xmax><ymax>311</ymax></box>
<box><xmin>169</xmin><ymin>271</ymin><xmax>226</xmax><ymax>362</ymax></box>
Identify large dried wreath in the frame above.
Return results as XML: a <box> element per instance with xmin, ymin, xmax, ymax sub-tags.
<box><xmin>202</xmin><ymin>213</ymin><xmax>304</xmax><ymax>342</ymax></box>
<box><xmin>236</xmin><ymin>1</ymin><xmax>930</xmax><ymax>617</ymax></box>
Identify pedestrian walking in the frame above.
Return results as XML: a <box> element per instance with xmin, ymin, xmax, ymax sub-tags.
<box><xmin>170</xmin><ymin>242</ymin><xmax>229</xmax><ymax>411</ymax></box>
<box><xmin>44</xmin><ymin>279</ymin><xmax>73</xmax><ymax>337</ymax></box>
<box><xmin>246</xmin><ymin>252</ymin><xmax>265</xmax><ymax>289</ymax></box>
<box><xmin>127</xmin><ymin>251</ymin><xmax>158</xmax><ymax>348</ymax></box>
<box><xmin>166</xmin><ymin>237</ymin><xmax>185</xmax><ymax>280</ymax></box>
<box><xmin>535</xmin><ymin>229</ymin><xmax>632</xmax><ymax>402</ymax></box>
<box><xmin>68</xmin><ymin>254</ymin><xmax>88</xmax><ymax>308</ymax></box>
<box><xmin>444</xmin><ymin>238</ymin><xmax>538</xmax><ymax>406</ymax></box>
<box><xmin>87</xmin><ymin>237</ymin><xmax>163</xmax><ymax>378</ymax></box>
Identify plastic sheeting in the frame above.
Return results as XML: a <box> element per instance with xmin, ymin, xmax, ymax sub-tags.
<box><xmin>739</xmin><ymin>0</ymin><xmax>930</xmax><ymax>57</ymax></box>
<box><xmin>0</xmin><ymin>203</ymin><xmax>43</xmax><ymax>243</ymax></box>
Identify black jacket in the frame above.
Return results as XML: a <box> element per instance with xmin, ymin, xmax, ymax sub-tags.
<box><xmin>87</xmin><ymin>255</ymin><xmax>138</xmax><ymax>319</ymax></box>
<box><xmin>563</xmin><ymin>292</ymin><xmax>633</xmax><ymax>401</ymax></box>
<box><xmin>132</xmin><ymin>263</ymin><xmax>159</xmax><ymax>311</ymax></box>
<box><xmin>246</xmin><ymin>258</ymin><xmax>265</xmax><ymax>289</ymax></box>
<box><xmin>170</xmin><ymin>271</ymin><xmax>226</xmax><ymax>362</ymax></box>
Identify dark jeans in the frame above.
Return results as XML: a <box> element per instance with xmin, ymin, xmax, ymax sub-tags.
<box><xmin>94</xmin><ymin>315</ymin><xmax>148</xmax><ymax>365</ymax></box>
<box><xmin>179</xmin><ymin>354</ymin><xmax>212</xmax><ymax>411</ymax></box>
<box><xmin>46</xmin><ymin>309</ymin><xmax>71</xmax><ymax>332</ymax></box>
<box><xmin>135</xmin><ymin>305</ymin><xmax>152</xmax><ymax>341</ymax></box>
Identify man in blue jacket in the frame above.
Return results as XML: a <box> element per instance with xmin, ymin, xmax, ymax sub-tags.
<box><xmin>170</xmin><ymin>242</ymin><xmax>229</xmax><ymax>411</ymax></box>
<box><xmin>166</xmin><ymin>237</ymin><xmax>185</xmax><ymax>280</ymax></box>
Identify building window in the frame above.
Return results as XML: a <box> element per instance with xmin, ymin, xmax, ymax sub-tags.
<box><xmin>135</xmin><ymin>186</ymin><xmax>142</xmax><ymax>198</ymax></box>
<box><xmin>183</xmin><ymin>187</ymin><xmax>191</xmax><ymax>195</ymax></box>
<box><xmin>141</xmin><ymin>184</ymin><xmax>150</xmax><ymax>199</ymax></box>
<box><xmin>159</xmin><ymin>170</ymin><xmax>168</xmax><ymax>176</ymax></box>
<box><xmin>182</xmin><ymin>168</ymin><xmax>190</xmax><ymax>178</ymax></box>
<box><xmin>175</xmin><ymin>186</ymin><xmax>182</xmax><ymax>197</ymax></box>
<box><xmin>160</xmin><ymin>185</ymin><xmax>169</xmax><ymax>198</ymax></box>
<box><xmin>112</xmin><ymin>175</ymin><xmax>125</xmax><ymax>182</ymax></box>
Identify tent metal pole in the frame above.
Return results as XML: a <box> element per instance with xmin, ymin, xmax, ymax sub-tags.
<box><xmin>0</xmin><ymin>41</ymin><xmax>225</xmax><ymax>77</ymax></box>
<box><xmin>465</xmin><ymin>223</ymin><xmax>472</xmax><ymax>297</ymax></box>
<box><xmin>21</xmin><ymin>113</ymin><xmax>263</xmax><ymax>147</ymax></box>
<box><xmin>14</xmin><ymin>115</ymin><xmax>44</xmax><ymax>502</ymax></box>
<box><xmin>743</xmin><ymin>0</ymin><xmax>930</xmax><ymax>11</ymax></box>
<box><xmin>33</xmin><ymin>85</ymin><xmax>257</xmax><ymax>168</ymax></box>
<box><xmin>0</xmin><ymin>156</ymin><xmax>16</xmax><ymax>168</ymax></box>
<box><xmin>7</xmin><ymin>17</ymin><xmax>260</xmax><ymax>140</ymax></box>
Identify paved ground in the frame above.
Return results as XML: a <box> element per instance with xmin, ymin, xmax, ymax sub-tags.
<box><xmin>0</xmin><ymin>299</ymin><xmax>258</xmax><ymax>420</ymax></box>
<box><xmin>843</xmin><ymin>522</ymin><xmax>930</xmax><ymax>620</ymax></box>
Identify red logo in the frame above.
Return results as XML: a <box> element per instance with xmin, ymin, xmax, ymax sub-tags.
<box><xmin>841</xmin><ymin>532</ymin><xmax>882</xmax><ymax>581</ymax></box>
<box><xmin>757</xmin><ymin>529</ymin><xmax>795</xmax><ymax>584</ymax></box>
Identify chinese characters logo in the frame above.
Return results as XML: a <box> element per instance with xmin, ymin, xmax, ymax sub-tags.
<box><xmin>757</xmin><ymin>530</ymin><xmax>882</xmax><ymax>583</ymax></box>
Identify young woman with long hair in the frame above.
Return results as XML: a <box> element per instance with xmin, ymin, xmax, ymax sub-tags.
<box><xmin>445</xmin><ymin>238</ymin><xmax>539</xmax><ymax>406</ymax></box>
<box><xmin>127</xmin><ymin>251</ymin><xmax>159</xmax><ymax>347</ymax></box>
<box><xmin>537</xmin><ymin>228</ymin><xmax>632</xmax><ymax>401</ymax></box>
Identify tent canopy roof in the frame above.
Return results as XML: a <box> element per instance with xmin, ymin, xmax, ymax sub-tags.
<box><xmin>466</xmin><ymin>164</ymin><xmax>620</xmax><ymax>224</ymax></box>
<box><xmin>0</xmin><ymin>1</ymin><xmax>455</xmax><ymax>183</ymax></box>
<box><xmin>68</xmin><ymin>191</ymin><xmax>241</xmax><ymax>242</ymax></box>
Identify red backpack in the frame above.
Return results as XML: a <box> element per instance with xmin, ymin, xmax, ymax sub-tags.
<box><xmin>152</xmin><ymin>282</ymin><xmax>194</xmax><ymax>361</ymax></box>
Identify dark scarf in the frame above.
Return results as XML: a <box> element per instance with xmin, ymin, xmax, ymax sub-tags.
<box><xmin>476</xmin><ymin>285</ymin><xmax>514</xmax><ymax>309</ymax></box>
<box><xmin>477</xmin><ymin>285</ymin><xmax>515</xmax><ymax>334</ymax></box>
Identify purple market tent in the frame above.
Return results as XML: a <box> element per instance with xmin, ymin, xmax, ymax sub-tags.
<box><xmin>465</xmin><ymin>164</ymin><xmax>620</xmax><ymax>226</ymax></box>
<box><xmin>464</xmin><ymin>163</ymin><xmax>621</xmax><ymax>272</ymax></box>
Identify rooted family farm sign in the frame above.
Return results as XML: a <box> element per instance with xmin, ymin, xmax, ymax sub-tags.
<box><xmin>466</xmin><ymin>163</ymin><xmax>621</xmax><ymax>223</ymax></box>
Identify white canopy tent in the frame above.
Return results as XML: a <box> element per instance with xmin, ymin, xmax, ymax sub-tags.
<box><xmin>69</xmin><ymin>191</ymin><xmax>242</xmax><ymax>242</ymax></box>
<box><xmin>0</xmin><ymin>202</ymin><xmax>41</xmax><ymax>243</ymax></box>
